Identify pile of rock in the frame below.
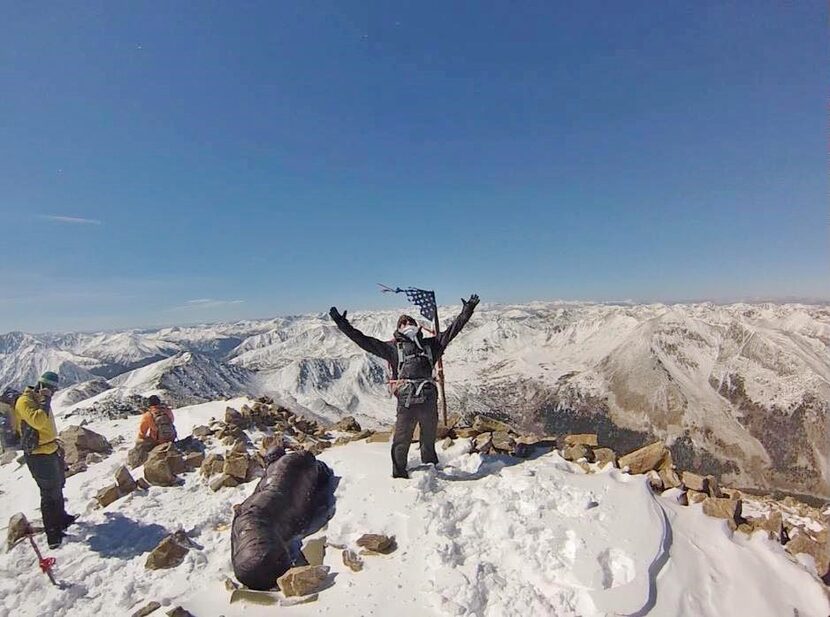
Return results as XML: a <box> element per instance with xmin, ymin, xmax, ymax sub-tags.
<box><xmin>127</xmin><ymin>434</ymin><xmax>205</xmax><ymax>470</ymax></box>
<box><xmin>731</xmin><ymin>495</ymin><xmax>830</xmax><ymax>581</ymax></box>
<box><xmin>622</xmin><ymin>443</ymin><xmax>746</xmax><ymax>530</ymax></box>
<box><xmin>59</xmin><ymin>425</ymin><xmax>112</xmax><ymax>477</ymax></box>
<box><xmin>92</xmin><ymin>438</ymin><xmax>210</xmax><ymax>511</ymax></box>
<box><xmin>198</xmin><ymin>404</ymin><xmax>334</xmax><ymax>453</ymax></box>
<box><xmin>331</xmin><ymin>417</ymin><xmax>374</xmax><ymax>447</ymax></box>
<box><xmin>332</xmin><ymin>416</ymin><xmax>361</xmax><ymax>433</ymax></box>
<box><xmin>247</xmin><ymin>400</ymin><xmax>296</xmax><ymax>430</ymax></box>
<box><xmin>226</xmin><ymin>401</ymin><xmax>327</xmax><ymax>435</ymax></box>
<box><xmin>450</xmin><ymin>415</ymin><xmax>556</xmax><ymax>458</ymax></box>
<box><xmin>188</xmin><ymin>404</ymin><xmax>292</xmax><ymax>448</ymax></box>
<box><xmin>784</xmin><ymin>528</ymin><xmax>830</xmax><ymax>581</ymax></box>
<box><xmin>95</xmin><ymin>465</ymin><xmax>143</xmax><ymax>508</ymax></box>
<box><xmin>202</xmin><ymin>441</ymin><xmax>264</xmax><ymax>492</ymax></box>
<box><xmin>581</xmin><ymin>439</ymin><xmax>744</xmax><ymax>526</ymax></box>
<box><xmin>126</xmin><ymin>442</ymin><xmax>152</xmax><ymax>469</ymax></box>
<box><xmin>143</xmin><ymin>443</ymin><xmax>187</xmax><ymax>486</ymax></box>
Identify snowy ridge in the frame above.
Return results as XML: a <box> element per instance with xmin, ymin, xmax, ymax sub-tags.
<box><xmin>2</xmin><ymin>302</ymin><xmax>830</xmax><ymax>497</ymax></box>
<box><xmin>55</xmin><ymin>353</ymin><xmax>253</xmax><ymax>419</ymax></box>
<box><xmin>51</xmin><ymin>378</ymin><xmax>113</xmax><ymax>410</ymax></box>
<box><xmin>0</xmin><ymin>333</ymin><xmax>99</xmax><ymax>390</ymax></box>
<box><xmin>61</xmin><ymin>332</ymin><xmax>182</xmax><ymax>368</ymax></box>
<box><xmin>110</xmin><ymin>351</ymin><xmax>250</xmax><ymax>397</ymax></box>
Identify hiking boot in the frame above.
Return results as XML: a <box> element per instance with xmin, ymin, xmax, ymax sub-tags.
<box><xmin>46</xmin><ymin>531</ymin><xmax>65</xmax><ymax>549</ymax></box>
<box><xmin>392</xmin><ymin>471</ymin><xmax>409</xmax><ymax>479</ymax></box>
<box><xmin>61</xmin><ymin>513</ymin><xmax>78</xmax><ymax>530</ymax></box>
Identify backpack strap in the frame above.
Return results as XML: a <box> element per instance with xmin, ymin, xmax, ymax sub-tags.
<box><xmin>395</xmin><ymin>341</ymin><xmax>435</xmax><ymax>375</ymax></box>
<box><xmin>424</xmin><ymin>344</ymin><xmax>434</xmax><ymax>371</ymax></box>
<box><xmin>396</xmin><ymin>342</ymin><xmax>406</xmax><ymax>376</ymax></box>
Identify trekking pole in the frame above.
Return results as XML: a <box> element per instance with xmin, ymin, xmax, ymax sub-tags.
<box><xmin>432</xmin><ymin>310</ymin><xmax>448</xmax><ymax>427</ymax></box>
<box><xmin>26</xmin><ymin>534</ymin><xmax>58</xmax><ymax>586</ymax></box>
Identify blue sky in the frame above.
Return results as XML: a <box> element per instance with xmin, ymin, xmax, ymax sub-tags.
<box><xmin>1</xmin><ymin>1</ymin><xmax>827</xmax><ymax>332</ymax></box>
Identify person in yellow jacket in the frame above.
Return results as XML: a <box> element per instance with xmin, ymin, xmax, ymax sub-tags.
<box><xmin>15</xmin><ymin>371</ymin><xmax>77</xmax><ymax>548</ymax></box>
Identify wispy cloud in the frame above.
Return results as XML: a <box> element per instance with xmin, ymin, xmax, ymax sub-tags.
<box><xmin>38</xmin><ymin>215</ymin><xmax>102</xmax><ymax>225</ymax></box>
<box><xmin>171</xmin><ymin>298</ymin><xmax>246</xmax><ymax>311</ymax></box>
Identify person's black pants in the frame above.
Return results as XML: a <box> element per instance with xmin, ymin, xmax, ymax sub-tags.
<box><xmin>391</xmin><ymin>391</ymin><xmax>439</xmax><ymax>477</ymax></box>
<box><xmin>25</xmin><ymin>452</ymin><xmax>67</xmax><ymax>540</ymax></box>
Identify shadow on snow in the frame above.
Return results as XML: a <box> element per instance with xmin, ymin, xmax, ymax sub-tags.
<box><xmin>81</xmin><ymin>512</ymin><xmax>168</xmax><ymax>559</ymax></box>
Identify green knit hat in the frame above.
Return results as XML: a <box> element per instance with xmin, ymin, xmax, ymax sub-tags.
<box><xmin>38</xmin><ymin>371</ymin><xmax>60</xmax><ymax>389</ymax></box>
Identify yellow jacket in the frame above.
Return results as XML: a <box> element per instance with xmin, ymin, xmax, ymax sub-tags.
<box><xmin>15</xmin><ymin>387</ymin><xmax>58</xmax><ymax>455</ymax></box>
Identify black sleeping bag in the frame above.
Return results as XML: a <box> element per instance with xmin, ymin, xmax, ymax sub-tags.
<box><xmin>231</xmin><ymin>449</ymin><xmax>334</xmax><ymax>590</ymax></box>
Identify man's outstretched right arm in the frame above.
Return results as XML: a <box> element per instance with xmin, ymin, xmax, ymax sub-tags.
<box><xmin>329</xmin><ymin>307</ymin><xmax>393</xmax><ymax>362</ymax></box>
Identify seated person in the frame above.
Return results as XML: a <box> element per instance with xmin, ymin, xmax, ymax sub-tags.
<box><xmin>137</xmin><ymin>395</ymin><xmax>177</xmax><ymax>447</ymax></box>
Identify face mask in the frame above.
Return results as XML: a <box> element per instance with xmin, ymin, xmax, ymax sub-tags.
<box><xmin>399</xmin><ymin>325</ymin><xmax>419</xmax><ymax>340</ymax></box>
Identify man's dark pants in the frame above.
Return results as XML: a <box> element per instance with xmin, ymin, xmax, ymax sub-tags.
<box><xmin>25</xmin><ymin>452</ymin><xmax>67</xmax><ymax>539</ymax></box>
<box><xmin>391</xmin><ymin>389</ymin><xmax>439</xmax><ymax>477</ymax></box>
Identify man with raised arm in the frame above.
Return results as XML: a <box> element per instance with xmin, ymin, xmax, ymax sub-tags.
<box><xmin>329</xmin><ymin>295</ymin><xmax>479</xmax><ymax>478</ymax></box>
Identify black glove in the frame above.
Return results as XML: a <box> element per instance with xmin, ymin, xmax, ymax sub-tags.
<box><xmin>329</xmin><ymin>307</ymin><xmax>348</xmax><ymax>324</ymax></box>
<box><xmin>462</xmin><ymin>294</ymin><xmax>480</xmax><ymax>310</ymax></box>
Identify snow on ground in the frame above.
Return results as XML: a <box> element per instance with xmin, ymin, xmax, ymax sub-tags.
<box><xmin>0</xmin><ymin>399</ymin><xmax>828</xmax><ymax>617</ymax></box>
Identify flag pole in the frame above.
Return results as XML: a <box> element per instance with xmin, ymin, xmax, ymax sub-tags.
<box><xmin>432</xmin><ymin>309</ymin><xmax>448</xmax><ymax>427</ymax></box>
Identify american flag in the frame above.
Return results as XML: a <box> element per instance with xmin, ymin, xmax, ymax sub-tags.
<box><xmin>378</xmin><ymin>284</ymin><xmax>437</xmax><ymax>321</ymax></box>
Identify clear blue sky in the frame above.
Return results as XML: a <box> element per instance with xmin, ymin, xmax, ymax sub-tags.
<box><xmin>1</xmin><ymin>1</ymin><xmax>827</xmax><ymax>332</ymax></box>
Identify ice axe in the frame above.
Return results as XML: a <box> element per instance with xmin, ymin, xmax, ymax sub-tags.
<box><xmin>26</xmin><ymin>532</ymin><xmax>58</xmax><ymax>586</ymax></box>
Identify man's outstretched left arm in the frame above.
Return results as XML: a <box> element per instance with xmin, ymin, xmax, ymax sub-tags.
<box><xmin>435</xmin><ymin>294</ymin><xmax>479</xmax><ymax>353</ymax></box>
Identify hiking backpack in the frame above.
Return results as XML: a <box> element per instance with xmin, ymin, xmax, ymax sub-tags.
<box><xmin>20</xmin><ymin>422</ymin><xmax>40</xmax><ymax>455</ymax></box>
<box><xmin>151</xmin><ymin>407</ymin><xmax>177</xmax><ymax>443</ymax></box>
<box><xmin>0</xmin><ymin>388</ymin><xmax>22</xmax><ymax>450</ymax></box>
<box><xmin>395</xmin><ymin>341</ymin><xmax>435</xmax><ymax>379</ymax></box>
<box><xmin>387</xmin><ymin>340</ymin><xmax>436</xmax><ymax>399</ymax></box>
<box><xmin>0</xmin><ymin>387</ymin><xmax>20</xmax><ymax>407</ymax></box>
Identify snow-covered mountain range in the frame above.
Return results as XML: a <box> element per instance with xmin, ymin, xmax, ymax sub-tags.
<box><xmin>2</xmin><ymin>302</ymin><xmax>829</xmax><ymax>498</ymax></box>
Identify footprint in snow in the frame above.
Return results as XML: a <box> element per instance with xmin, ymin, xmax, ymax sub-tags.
<box><xmin>597</xmin><ymin>547</ymin><xmax>636</xmax><ymax>589</ymax></box>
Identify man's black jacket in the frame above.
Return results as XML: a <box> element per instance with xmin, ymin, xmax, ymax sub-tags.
<box><xmin>331</xmin><ymin>303</ymin><xmax>476</xmax><ymax>380</ymax></box>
